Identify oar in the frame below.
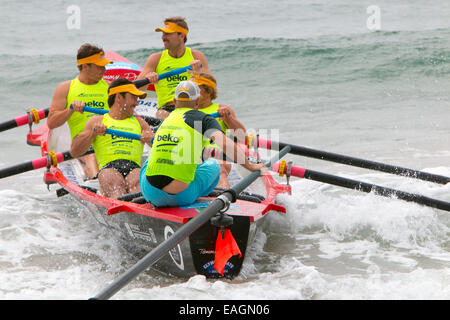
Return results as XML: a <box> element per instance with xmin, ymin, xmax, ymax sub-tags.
<box><xmin>1</xmin><ymin>66</ymin><xmax>193</xmax><ymax>132</ymax></box>
<box><xmin>99</xmin><ymin>111</ymin><xmax>222</xmax><ymax>140</ymax></box>
<box><xmin>0</xmin><ymin>115</ymin><xmax>220</xmax><ymax>179</ymax></box>
<box><xmin>274</xmin><ymin>162</ymin><xmax>450</xmax><ymax>212</ymax></box>
<box><xmin>0</xmin><ymin>108</ymin><xmax>49</xmax><ymax>133</ymax></box>
<box><xmin>0</xmin><ymin>65</ymin><xmax>193</xmax><ymax>132</ymax></box>
<box><xmin>78</xmin><ymin>110</ymin><xmax>220</xmax><ymax>126</ymax></box>
<box><xmin>255</xmin><ymin>137</ymin><xmax>450</xmax><ymax>185</ymax></box>
<box><xmin>140</xmin><ymin>112</ymin><xmax>221</xmax><ymax>129</ymax></box>
<box><xmin>0</xmin><ymin>149</ymin><xmax>94</xmax><ymax>179</ymax></box>
<box><xmin>90</xmin><ymin>146</ymin><xmax>291</xmax><ymax>300</ymax></box>
<box><xmin>104</xmin><ymin>128</ymin><xmax>141</xmax><ymax>141</ymax></box>
<box><xmin>132</xmin><ymin>65</ymin><xmax>193</xmax><ymax>88</ymax></box>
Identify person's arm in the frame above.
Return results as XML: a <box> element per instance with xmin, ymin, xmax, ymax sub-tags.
<box><xmin>70</xmin><ymin>116</ymin><xmax>105</xmax><ymax>158</ymax></box>
<box><xmin>218</xmin><ymin>105</ymin><xmax>245</xmax><ymax>131</ymax></box>
<box><xmin>218</xmin><ymin>104</ymin><xmax>246</xmax><ymax>142</ymax></box>
<box><xmin>47</xmin><ymin>81</ymin><xmax>73</xmax><ymax>129</ymax></box>
<box><xmin>192</xmin><ymin>50</ymin><xmax>210</xmax><ymax>74</ymax></box>
<box><xmin>136</xmin><ymin>116</ymin><xmax>154</xmax><ymax>146</ymax></box>
<box><xmin>196</xmin><ymin>112</ymin><xmax>264</xmax><ymax>173</ymax></box>
<box><xmin>210</xmin><ymin>130</ymin><xmax>266</xmax><ymax>173</ymax></box>
<box><xmin>47</xmin><ymin>80</ymin><xmax>86</xmax><ymax>129</ymax></box>
<box><xmin>136</xmin><ymin>52</ymin><xmax>162</xmax><ymax>89</ymax></box>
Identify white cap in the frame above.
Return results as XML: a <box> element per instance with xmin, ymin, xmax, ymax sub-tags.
<box><xmin>174</xmin><ymin>80</ymin><xmax>200</xmax><ymax>101</ymax></box>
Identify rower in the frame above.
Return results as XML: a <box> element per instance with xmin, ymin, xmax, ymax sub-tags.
<box><xmin>192</xmin><ymin>72</ymin><xmax>247</xmax><ymax>188</ymax></box>
<box><xmin>47</xmin><ymin>43</ymin><xmax>113</xmax><ymax>179</ymax></box>
<box><xmin>70</xmin><ymin>78</ymin><xmax>154</xmax><ymax>198</ymax></box>
<box><xmin>136</xmin><ymin>16</ymin><xmax>210</xmax><ymax>119</ymax></box>
<box><xmin>139</xmin><ymin>80</ymin><xmax>266</xmax><ymax>208</ymax></box>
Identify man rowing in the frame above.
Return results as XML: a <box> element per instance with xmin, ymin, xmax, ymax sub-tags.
<box><xmin>192</xmin><ymin>72</ymin><xmax>247</xmax><ymax>188</ymax></box>
<box><xmin>47</xmin><ymin>43</ymin><xmax>112</xmax><ymax>179</ymax></box>
<box><xmin>70</xmin><ymin>79</ymin><xmax>154</xmax><ymax>198</ymax></box>
<box><xmin>137</xmin><ymin>16</ymin><xmax>210</xmax><ymax>119</ymax></box>
<box><xmin>139</xmin><ymin>80</ymin><xmax>266</xmax><ymax>207</ymax></box>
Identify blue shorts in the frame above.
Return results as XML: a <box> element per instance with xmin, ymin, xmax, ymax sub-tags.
<box><xmin>140</xmin><ymin>158</ymin><xmax>220</xmax><ymax>207</ymax></box>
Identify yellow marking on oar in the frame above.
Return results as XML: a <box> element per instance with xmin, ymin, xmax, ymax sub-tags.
<box><xmin>48</xmin><ymin>151</ymin><xmax>58</xmax><ymax>167</ymax></box>
<box><xmin>278</xmin><ymin>160</ymin><xmax>286</xmax><ymax>176</ymax></box>
<box><xmin>30</xmin><ymin>109</ymin><xmax>40</xmax><ymax>124</ymax></box>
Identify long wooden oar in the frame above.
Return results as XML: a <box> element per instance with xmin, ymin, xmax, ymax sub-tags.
<box><xmin>0</xmin><ymin>108</ymin><xmax>49</xmax><ymax>133</ymax></box>
<box><xmin>0</xmin><ymin>149</ymin><xmax>94</xmax><ymax>179</ymax></box>
<box><xmin>90</xmin><ymin>145</ymin><xmax>291</xmax><ymax>300</ymax></box>
<box><xmin>255</xmin><ymin>137</ymin><xmax>450</xmax><ymax>185</ymax></box>
<box><xmin>274</xmin><ymin>162</ymin><xmax>450</xmax><ymax>212</ymax></box>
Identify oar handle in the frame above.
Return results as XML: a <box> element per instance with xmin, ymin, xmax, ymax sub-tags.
<box><xmin>0</xmin><ymin>66</ymin><xmax>192</xmax><ymax>133</ymax></box>
<box><xmin>73</xmin><ymin>108</ymin><xmax>216</xmax><ymax>119</ymax></box>
<box><xmin>0</xmin><ymin>149</ymin><xmax>94</xmax><ymax>179</ymax></box>
<box><xmin>102</xmin><ymin>112</ymin><xmax>223</xmax><ymax>140</ymax></box>
<box><xmin>132</xmin><ymin>65</ymin><xmax>193</xmax><ymax>88</ymax></box>
<box><xmin>0</xmin><ymin>108</ymin><xmax>49</xmax><ymax>133</ymax></box>
<box><xmin>79</xmin><ymin>106</ymin><xmax>108</xmax><ymax>115</ymax></box>
<box><xmin>104</xmin><ymin>128</ymin><xmax>141</xmax><ymax>141</ymax></box>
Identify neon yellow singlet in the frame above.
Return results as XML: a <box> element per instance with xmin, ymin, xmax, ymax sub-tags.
<box><xmin>146</xmin><ymin>108</ymin><xmax>209</xmax><ymax>184</ymax></box>
<box><xmin>65</xmin><ymin>77</ymin><xmax>109</xmax><ymax>140</ymax></box>
<box><xmin>154</xmin><ymin>47</ymin><xmax>194</xmax><ymax>108</ymax></box>
<box><xmin>92</xmin><ymin>114</ymin><xmax>143</xmax><ymax>170</ymax></box>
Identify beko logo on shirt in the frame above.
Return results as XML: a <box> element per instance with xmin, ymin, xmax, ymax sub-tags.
<box><xmin>84</xmin><ymin>100</ymin><xmax>106</xmax><ymax>108</ymax></box>
<box><xmin>166</xmin><ymin>74</ymin><xmax>188</xmax><ymax>82</ymax></box>
<box><xmin>157</xmin><ymin>133</ymin><xmax>180</xmax><ymax>143</ymax></box>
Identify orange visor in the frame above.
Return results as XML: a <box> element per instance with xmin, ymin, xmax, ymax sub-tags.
<box><xmin>77</xmin><ymin>52</ymin><xmax>112</xmax><ymax>66</ymax></box>
<box><xmin>155</xmin><ymin>22</ymin><xmax>188</xmax><ymax>35</ymax></box>
<box><xmin>191</xmin><ymin>75</ymin><xmax>217</xmax><ymax>90</ymax></box>
<box><xmin>108</xmin><ymin>84</ymin><xmax>147</xmax><ymax>99</ymax></box>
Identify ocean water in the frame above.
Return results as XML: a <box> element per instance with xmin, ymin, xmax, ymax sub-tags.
<box><xmin>0</xmin><ymin>0</ymin><xmax>449</xmax><ymax>301</ymax></box>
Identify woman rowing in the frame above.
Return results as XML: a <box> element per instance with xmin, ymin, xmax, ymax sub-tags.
<box><xmin>192</xmin><ymin>73</ymin><xmax>247</xmax><ymax>188</ymax></box>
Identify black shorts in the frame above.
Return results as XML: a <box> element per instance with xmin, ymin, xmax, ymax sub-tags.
<box><xmin>147</xmin><ymin>175</ymin><xmax>174</xmax><ymax>189</ymax></box>
<box><xmin>100</xmin><ymin>159</ymin><xmax>140</xmax><ymax>178</ymax></box>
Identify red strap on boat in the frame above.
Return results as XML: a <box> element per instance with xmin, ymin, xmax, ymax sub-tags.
<box><xmin>214</xmin><ymin>228</ymin><xmax>242</xmax><ymax>275</ymax></box>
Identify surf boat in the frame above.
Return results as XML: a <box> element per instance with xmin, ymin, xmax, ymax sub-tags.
<box><xmin>25</xmin><ymin>52</ymin><xmax>292</xmax><ymax>279</ymax></box>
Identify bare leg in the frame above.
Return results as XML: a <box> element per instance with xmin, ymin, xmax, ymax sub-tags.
<box><xmin>97</xmin><ymin>168</ymin><xmax>127</xmax><ymax>198</ymax></box>
<box><xmin>217</xmin><ymin>161</ymin><xmax>231</xmax><ymax>189</ymax></box>
<box><xmin>78</xmin><ymin>153</ymin><xmax>99</xmax><ymax>179</ymax></box>
<box><xmin>124</xmin><ymin>168</ymin><xmax>141</xmax><ymax>194</ymax></box>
